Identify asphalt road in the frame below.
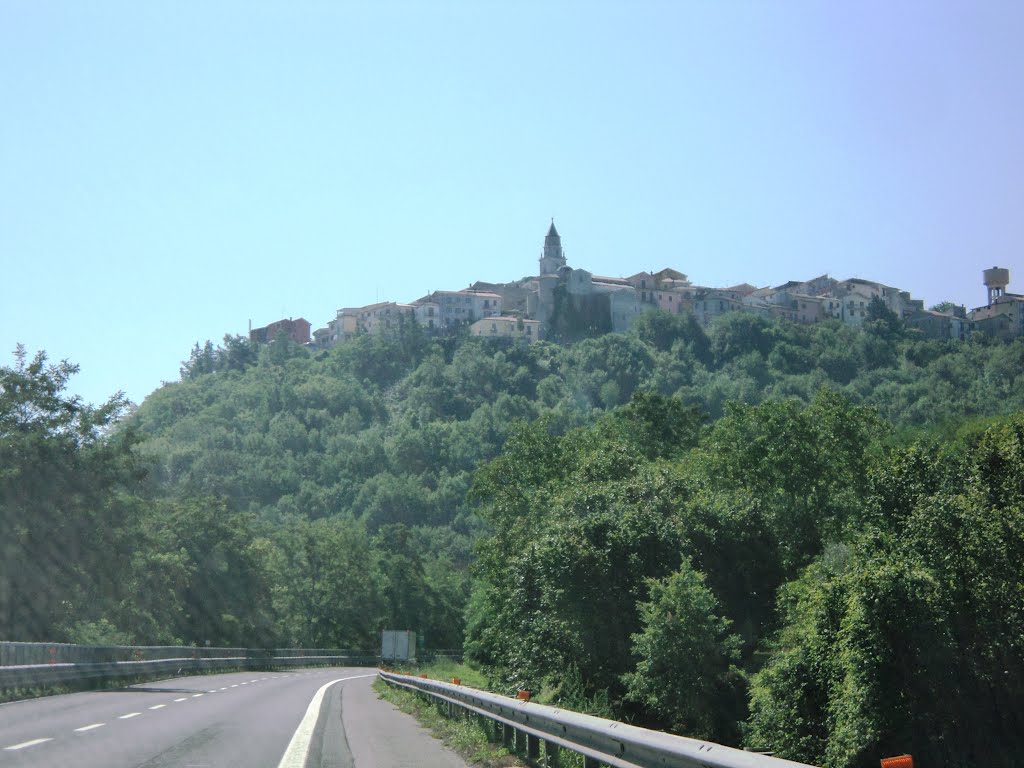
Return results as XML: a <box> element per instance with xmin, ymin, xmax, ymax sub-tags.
<box><xmin>0</xmin><ymin>667</ymin><xmax>468</xmax><ymax>768</ymax></box>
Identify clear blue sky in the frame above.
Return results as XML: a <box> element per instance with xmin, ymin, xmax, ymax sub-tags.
<box><xmin>2</xmin><ymin>1</ymin><xmax>1022</xmax><ymax>406</ymax></box>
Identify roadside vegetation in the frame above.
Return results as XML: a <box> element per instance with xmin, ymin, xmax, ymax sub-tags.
<box><xmin>373</xmin><ymin>674</ymin><xmax>522</xmax><ymax>768</ymax></box>
<box><xmin>4</xmin><ymin>308</ymin><xmax>1024</xmax><ymax>767</ymax></box>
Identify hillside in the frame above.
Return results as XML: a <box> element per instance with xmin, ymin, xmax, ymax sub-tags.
<box><xmin>5</xmin><ymin>312</ymin><xmax>1024</xmax><ymax>766</ymax></box>
<box><xmin>142</xmin><ymin>311</ymin><xmax>1024</xmax><ymax>529</ymax></box>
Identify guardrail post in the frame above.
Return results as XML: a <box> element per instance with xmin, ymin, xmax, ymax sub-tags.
<box><xmin>515</xmin><ymin>728</ymin><xmax>526</xmax><ymax>753</ymax></box>
<box><xmin>502</xmin><ymin>723</ymin><xmax>514</xmax><ymax>749</ymax></box>
<box><xmin>544</xmin><ymin>741</ymin><xmax>560</xmax><ymax>768</ymax></box>
<box><xmin>583</xmin><ymin>757</ymin><xmax>601</xmax><ymax>768</ymax></box>
<box><xmin>526</xmin><ymin>734</ymin><xmax>540</xmax><ymax>761</ymax></box>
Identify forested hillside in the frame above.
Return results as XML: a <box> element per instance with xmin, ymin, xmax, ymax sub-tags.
<box><xmin>4</xmin><ymin>311</ymin><xmax>1024</xmax><ymax>767</ymax></box>
<box><xmin>469</xmin><ymin>392</ymin><xmax>1024</xmax><ymax>767</ymax></box>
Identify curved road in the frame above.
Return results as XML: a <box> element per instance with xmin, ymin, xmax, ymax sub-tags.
<box><xmin>0</xmin><ymin>667</ymin><xmax>468</xmax><ymax>768</ymax></box>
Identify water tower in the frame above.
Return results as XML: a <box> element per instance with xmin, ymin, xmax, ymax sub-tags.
<box><xmin>983</xmin><ymin>267</ymin><xmax>1010</xmax><ymax>305</ymax></box>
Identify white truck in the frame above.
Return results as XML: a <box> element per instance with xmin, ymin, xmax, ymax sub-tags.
<box><xmin>381</xmin><ymin>630</ymin><xmax>416</xmax><ymax>662</ymax></box>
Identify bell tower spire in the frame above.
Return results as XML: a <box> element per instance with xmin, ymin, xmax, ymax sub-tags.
<box><xmin>539</xmin><ymin>219</ymin><xmax>566</xmax><ymax>275</ymax></box>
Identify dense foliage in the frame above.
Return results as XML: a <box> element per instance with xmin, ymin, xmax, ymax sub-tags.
<box><xmin>469</xmin><ymin>393</ymin><xmax>1024</xmax><ymax>767</ymax></box>
<box><xmin>4</xmin><ymin>309</ymin><xmax>1024</xmax><ymax>766</ymax></box>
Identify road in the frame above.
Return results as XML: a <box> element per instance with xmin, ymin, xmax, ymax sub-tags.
<box><xmin>0</xmin><ymin>667</ymin><xmax>469</xmax><ymax>768</ymax></box>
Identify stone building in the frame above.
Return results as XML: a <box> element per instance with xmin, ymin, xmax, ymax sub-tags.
<box><xmin>250</xmin><ymin>317</ymin><xmax>311</xmax><ymax>345</ymax></box>
<box><xmin>970</xmin><ymin>267</ymin><xmax>1024</xmax><ymax>340</ymax></box>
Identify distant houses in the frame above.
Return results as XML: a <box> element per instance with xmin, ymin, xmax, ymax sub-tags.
<box><xmin>249</xmin><ymin>223</ymin><xmax>1021</xmax><ymax>351</ymax></box>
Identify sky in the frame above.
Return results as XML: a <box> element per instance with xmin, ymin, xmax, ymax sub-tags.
<box><xmin>2</xmin><ymin>1</ymin><xmax>1022</xmax><ymax>407</ymax></box>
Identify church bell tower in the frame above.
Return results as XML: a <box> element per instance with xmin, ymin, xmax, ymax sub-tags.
<box><xmin>539</xmin><ymin>220</ymin><xmax>567</xmax><ymax>276</ymax></box>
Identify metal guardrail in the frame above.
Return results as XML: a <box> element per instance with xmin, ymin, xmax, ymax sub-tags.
<box><xmin>0</xmin><ymin>642</ymin><xmax>372</xmax><ymax>666</ymax></box>
<box><xmin>0</xmin><ymin>642</ymin><xmax>248</xmax><ymax>666</ymax></box>
<box><xmin>379</xmin><ymin>670</ymin><xmax>819</xmax><ymax>768</ymax></box>
<box><xmin>0</xmin><ymin>643</ymin><xmax>378</xmax><ymax>691</ymax></box>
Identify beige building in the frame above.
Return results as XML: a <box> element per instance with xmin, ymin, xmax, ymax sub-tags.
<box><xmin>315</xmin><ymin>301</ymin><xmax>415</xmax><ymax>348</ymax></box>
<box><xmin>470</xmin><ymin>316</ymin><xmax>541</xmax><ymax>343</ymax></box>
<box><xmin>413</xmin><ymin>289</ymin><xmax>502</xmax><ymax>330</ymax></box>
<box><xmin>628</xmin><ymin>269</ymin><xmax>693</xmax><ymax>315</ymax></box>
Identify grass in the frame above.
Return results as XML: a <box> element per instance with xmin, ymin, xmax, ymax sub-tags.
<box><xmin>373</xmin><ymin>675</ymin><xmax>524</xmax><ymax>768</ymax></box>
<box><xmin>0</xmin><ymin>685</ymin><xmax>71</xmax><ymax>704</ymax></box>
<box><xmin>376</xmin><ymin>660</ymin><xmax>607</xmax><ymax>768</ymax></box>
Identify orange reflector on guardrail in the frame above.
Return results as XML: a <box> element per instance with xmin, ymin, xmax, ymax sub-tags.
<box><xmin>881</xmin><ymin>755</ymin><xmax>913</xmax><ymax>768</ymax></box>
<box><xmin>517</xmin><ymin>690</ymin><xmax>531</xmax><ymax>701</ymax></box>
<box><xmin>420</xmin><ymin>673</ymin><xmax>428</xmax><ymax>678</ymax></box>
<box><xmin>452</xmin><ymin>677</ymin><xmax>461</xmax><ymax>685</ymax></box>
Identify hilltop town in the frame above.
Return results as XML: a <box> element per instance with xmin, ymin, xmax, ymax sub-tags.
<box><xmin>250</xmin><ymin>222</ymin><xmax>1023</xmax><ymax>348</ymax></box>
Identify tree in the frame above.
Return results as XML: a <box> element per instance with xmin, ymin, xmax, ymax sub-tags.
<box><xmin>624</xmin><ymin>560</ymin><xmax>744</xmax><ymax>742</ymax></box>
<box><xmin>605</xmin><ymin>391</ymin><xmax>706</xmax><ymax>459</ymax></box>
<box><xmin>0</xmin><ymin>346</ymin><xmax>136</xmax><ymax>640</ymax></box>
<box><xmin>929</xmin><ymin>301</ymin><xmax>960</xmax><ymax>314</ymax></box>
<box><xmin>218</xmin><ymin>334</ymin><xmax>258</xmax><ymax>373</ymax></box>
<box><xmin>864</xmin><ymin>296</ymin><xmax>903</xmax><ymax>341</ymax></box>
<box><xmin>707</xmin><ymin>313</ymin><xmax>773</xmax><ymax>366</ymax></box>
<box><xmin>181</xmin><ymin>340</ymin><xmax>216</xmax><ymax>379</ymax></box>
<box><xmin>747</xmin><ymin>416</ymin><xmax>1024</xmax><ymax>768</ymax></box>
<box><xmin>268</xmin><ymin>516</ymin><xmax>384</xmax><ymax>647</ymax></box>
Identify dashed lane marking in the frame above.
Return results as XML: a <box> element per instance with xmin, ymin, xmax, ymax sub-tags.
<box><xmin>119</xmin><ymin>713</ymin><xmax>141</xmax><ymax>719</ymax></box>
<box><xmin>74</xmin><ymin>724</ymin><xmax>105</xmax><ymax>733</ymax></box>
<box><xmin>149</xmin><ymin>704</ymin><xmax>167</xmax><ymax>710</ymax></box>
<box><xmin>174</xmin><ymin>697</ymin><xmax>188</xmax><ymax>702</ymax></box>
<box><xmin>5</xmin><ymin>738</ymin><xmax>53</xmax><ymax>750</ymax></box>
<box><xmin>191</xmin><ymin>694</ymin><xmax>204</xmax><ymax>698</ymax></box>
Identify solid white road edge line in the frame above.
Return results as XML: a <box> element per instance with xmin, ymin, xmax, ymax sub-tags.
<box><xmin>276</xmin><ymin>674</ymin><xmax>376</xmax><ymax>768</ymax></box>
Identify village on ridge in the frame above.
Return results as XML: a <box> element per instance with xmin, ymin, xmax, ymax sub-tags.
<box><xmin>249</xmin><ymin>222</ymin><xmax>1023</xmax><ymax>348</ymax></box>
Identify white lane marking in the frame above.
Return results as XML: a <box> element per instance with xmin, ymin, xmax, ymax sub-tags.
<box><xmin>219</xmin><ymin>687</ymin><xmax>228</xmax><ymax>691</ymax></box>
<box><xmin>191</xmin><ymin>693</ymin><xmax>204</xmax><ymax>698</ymax></box>
<box><xmin>230</xmin><ymin>684</ymin><xmax>238</xmax><ymax>688</ymax></box>
<box><xmin>174</xmin><ymin>697</ymin><xmax>188</xmax><ymax>702</ymax></box>
<box><xmin>75</xmin><ymin>723</ymin><xmax>105</xmax><ymax>732</ymax></box>
<box><xmin>119</xmin><ymin>712</ymin><xmax>141</xmax><ymax>719</ymax></box>
<box><xmin>249</xmin><ymin>679</ymin><xmax>258</xmax><ymax>683</ymax></box>
<box><xmin>149</xmin><ymin>704</ymin><xmax>167</xmax><ymax>710</ymax></box>
<box><xmin>5</xmin><ymin>738</ymin><xmax>53</xmax><ymax>750</ymax></box>
<box><xmin>276</xmin><ymin>674</ymin><xmax>375</xmax><ymax>768</ymax></box>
